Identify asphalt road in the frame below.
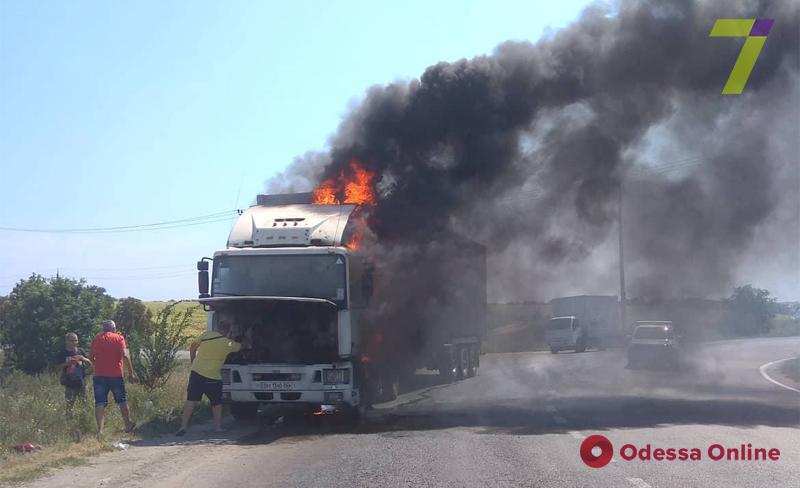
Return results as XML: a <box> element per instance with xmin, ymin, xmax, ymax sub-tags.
<box><xmin>23</xmin><ymin>337</ymin><xmax>800</xmax><ymax>488</ymax></box>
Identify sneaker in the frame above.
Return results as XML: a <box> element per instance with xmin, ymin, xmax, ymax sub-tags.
<box><xmin>175</xmin><ymin>428</ymin><xmax>187</xmax><ymax>437</ymax></box>
<box><xmin>125</xmin><ymin>422</ymin><xmax>137</xmax><ymax>433</ymax></box>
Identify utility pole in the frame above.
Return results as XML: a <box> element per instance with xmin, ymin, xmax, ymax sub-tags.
<box><xmin>618</xmin><ymin>181</ymin><xmax>627</xmax><ymax>335</ymax></box>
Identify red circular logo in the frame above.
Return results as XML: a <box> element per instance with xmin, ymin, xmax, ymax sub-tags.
<box><xmin>580</xmin><ymin>435</ymin><xmax>614</xmax><ymax>468</ymax></box>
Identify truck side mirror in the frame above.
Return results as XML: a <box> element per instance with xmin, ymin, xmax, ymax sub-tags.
<box><xmin>197</xmin><ymin>259</ymin><xmax>210</xmax><ymax>298</ymax></box>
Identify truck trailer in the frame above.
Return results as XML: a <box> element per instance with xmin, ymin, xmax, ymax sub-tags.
<box><xmin>196</xmin><ymin>193</ymin><xmax>486</xmax><ymax>419</ymax></box>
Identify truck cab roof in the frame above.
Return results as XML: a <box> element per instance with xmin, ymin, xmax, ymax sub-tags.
<box><xmin>228</xmin><ymin>195</ymin><xmax>356</xmax><ymax>248</ymax></box>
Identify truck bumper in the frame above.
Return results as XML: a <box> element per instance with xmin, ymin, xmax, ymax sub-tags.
<box><xmin>222</xmin><ymin>362</ymin><xmax>360</xmax><ymax>407</ymax></box>
<box><xmin>223</xmin><ymin>387</ymin><xmax>359</xmax><ymax>406</ymax></box>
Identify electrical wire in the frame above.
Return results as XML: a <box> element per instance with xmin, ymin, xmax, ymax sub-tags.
<box><xmin>0</xmin><ymin>210</ymin><xmax>237</xmax><ymax>234</ymax></box>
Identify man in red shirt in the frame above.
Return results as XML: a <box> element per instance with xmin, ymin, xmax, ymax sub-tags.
<box><xmin>91</xmin><ymin>320</ymin><xmax>138</xmax><ymax>438</ymax></box>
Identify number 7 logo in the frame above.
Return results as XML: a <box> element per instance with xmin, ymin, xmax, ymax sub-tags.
<box><xmin>710</xmin><ymin>18</ymin><xmax>774</xmax><ymax>95</ymax></box>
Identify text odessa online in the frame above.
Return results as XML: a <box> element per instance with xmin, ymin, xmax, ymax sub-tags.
<box><xmin>619</xmin><ymin>443</ymin><xmax>781</xmax><ymax>462</ymax></box>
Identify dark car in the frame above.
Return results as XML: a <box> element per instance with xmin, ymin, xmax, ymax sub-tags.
<box><xmin>626</xmin><ymin>322</ymin><xmax>681</xmax><ymax>369</ymax></box>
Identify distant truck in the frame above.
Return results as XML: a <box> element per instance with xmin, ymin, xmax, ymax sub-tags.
<box><xmin>546</xmin><ymin>295</ymin><xmax>622</xmax><ymax>353</ymax></box>
<box><xmin>196</xmin><ymin>193</ymin><xmax>486</xmax><ymax>420</ymax></box>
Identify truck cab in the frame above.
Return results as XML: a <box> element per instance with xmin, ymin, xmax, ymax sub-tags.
<box><xmin>546</xmin><ymin>316</ymin><xmax>584</xmax><ymax>354</ymax></box>
<box><xmin>197</xmin><ymin>194</ymin><xmax>365</xmax><ymax>419</ymax></box>
<box><xmin>546</xmin><ymin>295</ymin><xmax>622</xmax><ymax>353</ymax></box>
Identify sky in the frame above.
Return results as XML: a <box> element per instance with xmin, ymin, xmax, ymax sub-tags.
<box><xmin>0</xmin><ymin>0</ymin><xmax>595</xmax><ymax>300</ymax></box>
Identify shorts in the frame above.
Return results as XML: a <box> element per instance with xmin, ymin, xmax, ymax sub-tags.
<box><xmin>65</xmin><ymin>385</ymin><xmax>85</xmax><ymax>404</ymax></box>
<box><xmin>186</xmin><ymin>371</ymin><xmax>223</xmax><ymax>406</ymax></box>
<box><xmin>93</xmin><ymin>376</ymin><xmax>127</xmax><ymax>406</ymax></box>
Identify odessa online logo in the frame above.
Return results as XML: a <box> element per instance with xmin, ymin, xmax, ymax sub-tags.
<box><xmin>710</xmin><ymin>18</ymin><xmax>774</xmax><ymax>95</ymax></box>
<box><xmin>580</xmin><ymin>435</ymin><xmax>614</xmax><ymax>468</ymax></box>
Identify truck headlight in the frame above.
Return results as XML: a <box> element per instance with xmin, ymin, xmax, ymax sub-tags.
<box><xmin>323</xmin><ymin>368</ymin><xmax>351</xmax><ymax>385</ymax></box>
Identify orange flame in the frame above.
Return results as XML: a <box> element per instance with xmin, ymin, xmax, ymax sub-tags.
<box><xmin>346</xmin><ymin>230</ymin><xmax>363</xmax><ymax>251</ymax></box>
<box><xmin>312</xmin><ymin>160</ymin><xmax>376</xmax><ymax>206</ymax></box>
<box><xmin>311</xmin><ymin>179</ymin><xmax>339</xmax><ymax>205</ymax></box>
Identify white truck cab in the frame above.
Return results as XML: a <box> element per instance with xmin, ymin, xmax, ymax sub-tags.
<box><xmin>546</xmin><ymin>295</ymin><xmax>622</xmax><ymax>353</ymax></box>
<box><xmin>546</xmin><ymin>316</ymin><xmax>581</xmax><ymax>353</ymax></box>
<box><xmin>196</xmin><ymin>194</ymin><xmax>364</xmax><ymax>420</ymax></box>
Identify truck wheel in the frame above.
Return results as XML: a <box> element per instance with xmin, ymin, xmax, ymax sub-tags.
<box><xmin>374</xmin><ymin>372</ymin><xmax>399</xmax><ymax>402</ymax></box>
<box><xmin>575</xmin><ymin>338</ymin><xmax>586</xmax><ymax>353</ymax></box>
<box><xmin>456</xmin><ymin>347</ymin><xmax>469</xmax><ymax>380</ymax></box>
<box><xmin>348</xmin><ymin>404</ymin><xmax>366</xmax><ymax>426</ymax></box>
<box><xmin>438</xmin><ymin>359</ymin><xmax>455</xmax><ymax>382</ymax></box>
<box><xmin>466</xmin><ymin>346</ymin><xmax>478</xmax><ymax>378</ymax></box>
<box><xmin>389</xmin><ymin>373</ymin><xmax>400</xmax><ymax>401</ymax></box>
<box><xmin>550</xmin><ymin>347</ymin><xmax>560</xmax><ymax>354</ymax></box>
<box><xmin>229</xmin><ymin>402</ymin><xmax>259</xmax><ymax>421</ymax></box>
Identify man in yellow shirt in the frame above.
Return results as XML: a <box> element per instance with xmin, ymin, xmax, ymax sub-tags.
<box><xmin>176</xmin><ymin>320</ymin><xmax>241</xmax><ymax>436</ymax></box>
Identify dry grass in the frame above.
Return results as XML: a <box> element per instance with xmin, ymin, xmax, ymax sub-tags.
<box><xmin>0</xmin><ymin>438</ymin><xmax>110</xmax><ymax>485</ymax></box>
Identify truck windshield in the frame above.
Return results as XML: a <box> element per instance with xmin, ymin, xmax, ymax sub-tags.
<box><xmin>547</xmin><ymin>318</ymin><xmax>572</xmax><ymax>330</ymax></box>
<box><xmin>212</xmin><ymin>254</ymin><xmax>347</xmax><ymax>307</ymax></box>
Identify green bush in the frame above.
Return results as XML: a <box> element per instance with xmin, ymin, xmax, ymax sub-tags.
<box><xmin>112</xmin><ymin>297</ymin><xmax>152</xmax><ymax>339</ymax></box>
<box><xmin>768</xmin><ymin>315</ymin><xmax>800</xmax><ymax>337</ymax></box>
<box><xmin>0</xmin><ymin>275</ymin><xmax>113</xmax><ymax>373</ymax></box>
<box><xmin>130</xmin><ymin>302</ymin><xmax>193</xmax><ymax>391</ymax></box>
<box><xmin>719</xmin><ymin>285</ymin><xmax>777</xmax><ymax>337</ymax></box>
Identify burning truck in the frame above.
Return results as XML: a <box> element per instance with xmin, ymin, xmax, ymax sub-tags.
<box><xmin>196</xmin><ymin>164</ymin><xmax>486</xmax><ymax>419</ymax></box>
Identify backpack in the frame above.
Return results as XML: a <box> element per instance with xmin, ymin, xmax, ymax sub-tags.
<box><xmin>59</xmin><ymin>351</ymin><xmax>85</xmax><ymax>388</ymax></box>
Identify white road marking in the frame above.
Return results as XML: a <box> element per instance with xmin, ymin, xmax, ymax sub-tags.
<box><xmin>626</xmin><ymin>477</ymin><xmax>652</xmax><ymax>488</ymax></box>
<box><xmin>568</xmin><ymin>431</ymin><xmax>582</xmax><ymax>439</ymax></box>
<box><xmin>759</xmin><ymin>357</ymin><xmax>800</xmax><ymax>393</ymax></box>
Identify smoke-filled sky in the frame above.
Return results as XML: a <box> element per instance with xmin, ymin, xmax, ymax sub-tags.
<box><xmin>267</xmin><ymin>0</ymin><xmax>800</xmax><ymax>303</ymax></box>
<box><xmin>1</xmin><ymin>1</ymin><xmax>797</xmax><ymax>302</ymax></box>
<box><xmin>0</xmin><ymin>0</ymin><xmax>591</xmax><ymax>300</ymax></box>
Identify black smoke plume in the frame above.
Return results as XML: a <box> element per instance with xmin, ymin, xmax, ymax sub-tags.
<box><xmin>267</xmin><ymin>0</ymin><xmax>799</xmax><ymax>301</ymax></box>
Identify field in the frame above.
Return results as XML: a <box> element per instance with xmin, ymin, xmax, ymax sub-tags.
<box><xmin>144</xmin><ymin>300</ymin><xmax>207</xmax><ymax>337</ymax></box>
<box><xmin>768</xmin><ymin>314</ymin><xmax>800</xmax><ymax>337</ymax></box>
<box><xmin>0</xmin><ymin>361</ymin><xmax>209</xmax><ymax>484</ymax></box>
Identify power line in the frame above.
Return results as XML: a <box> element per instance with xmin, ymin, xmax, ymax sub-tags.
<box><xmin>0</xmin><ymin>210</ymin><xmax>238</xmax><ymax>234</ymax></box>
<box><xmin>58</xmin><ymin>264</ymin><xmax>190</xmax><ymax>272</ymax></box>
<box><xmin>80</xmin><ymin>271</ymin><xmax>196</xmax><ymax>281</ymax></box>
<box><xmin>0</xmin><ymin>264</ymin><xmax>191</xmax><ymax>279</ymax></box>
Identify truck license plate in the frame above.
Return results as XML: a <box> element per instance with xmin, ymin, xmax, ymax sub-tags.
<box><xmin>256</xmin><ymin>381</ymin><xmax>293</xmax><ymax>390</ymax></box>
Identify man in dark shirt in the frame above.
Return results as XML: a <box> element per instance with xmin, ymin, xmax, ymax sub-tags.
<box><xmin>54</xmin><ymin>332</ymin><xmax>92</xmax><ymax>406</ymax></box>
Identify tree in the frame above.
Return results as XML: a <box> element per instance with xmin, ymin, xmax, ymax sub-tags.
<box><xmin>112</xmin><ymin>297</ymin><xmax>152</xmax><ymax>339</ymax></box>
<box><xmin>720</xmin><ymin>285</ymin><xmax>777</xmax><ymax>337</ymax></box>
<box><xmin>0</xmin><ymin>275</ymin><xmax>114</xmax><ymax>373</ymax></box>
<box><xmin>129</xmin><ymin>302</ymin><xmax>193</xmax><ymax>391</ymax></box>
